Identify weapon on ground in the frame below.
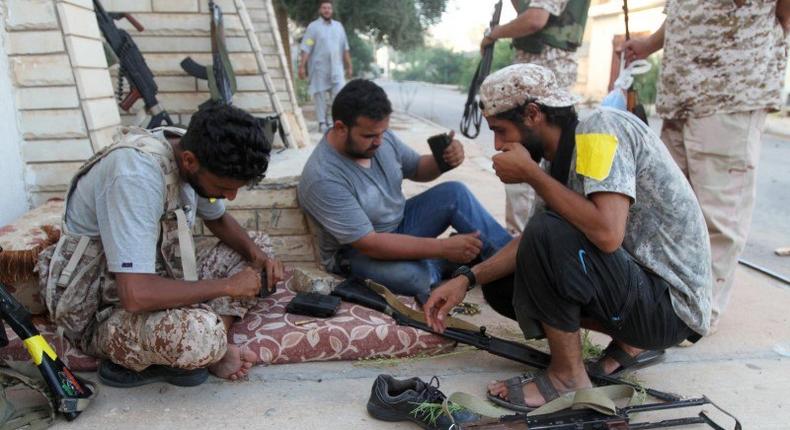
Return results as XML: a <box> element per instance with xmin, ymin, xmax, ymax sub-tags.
<box><xmin>334</xmin><ymin>278</ymin><xmax>678</xmax><ymax>401</ymax></box>
<box><xmin>0</xmin><ymin>282</ymin><xmax>94</xmax><ymax>421</ymax></box>
<box><xmin>93</xmin><ymin>0</ymin><xmax>173</xmax><ymax>128</ymax></box>
<box><xmin>460</xmin><ymin>0</ymin><xmax>503</xmax><ymax>139</ymax></box>
<box><xmin>333</xmin><ymin>279</ymin><xmax>741</xmax><ymax>429</ymax></box>
<box><xmin>460</xmin><ymin>396</ymin><xmax>741</xmax><ymax>429</ymax></box>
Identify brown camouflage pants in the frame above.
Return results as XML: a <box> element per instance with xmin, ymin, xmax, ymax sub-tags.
<box><xmin>91</xmin><ymin>233</ymin><xmax>274</xmax><ymax>371</ymax></box>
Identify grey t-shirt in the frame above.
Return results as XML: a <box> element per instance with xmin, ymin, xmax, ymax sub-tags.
<box><xmin>297</xmin><ymin>130</ymin><xmax>421</xmax><ymax>271</ymax></box>
<box><xmin>65</xmin><ymin>134</ymin><xmax>226</xmax><ymax>274</ymax></box>
<box><xmin>564</xmin><ymin>108</ymin><xmax>712</xmax><ymax>334</ymax></box>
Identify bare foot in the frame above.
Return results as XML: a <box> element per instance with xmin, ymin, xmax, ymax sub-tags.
<box><xmin>598</xmin><ymin>342</ymin><xmax>645</xmax><ymax>375</ymax></box>
<box><xmin>208</xmin><ymin>344</ymin><xmax>256</xmax><ymax>380</ymax></box>
<box><xmin>487</xmin><ymin>370</ymin><xmax>592</xmax><ymax>408</ymax></box>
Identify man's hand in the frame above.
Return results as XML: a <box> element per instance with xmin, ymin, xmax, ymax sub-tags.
<box><xmin>346</xmin><ymin>66</ymin><xmax>353</xmax><ymax>79</ymax></box>
<box><xmin>227</xmin><ymin>266</ymin><xmax>262</xmax><ymax>298</ymax></box>
<box><xmin>622</xmin><ymin>37</ymin><xmax>653</xmax><ymax>63</ymax></box>
<box><xmin>480</xmin><ymin>31</ymin><xmax>497</xmax><ymax>53</ymax></box>
<box><xmin>440</xmin><ymin>231</ymin><xmax>482</xmax><ymax>264</ymax></box>
<box><xmin>424</xmin><ymin>277</ymin><xmax>468</xmax><ymax>333</ymax></box>
<box><xmin>492</xmin><ymin>141</ymin><xmax>537</xmax><ymax>184</ymax></box>
<box><xmin>263</xmin><ymin>257</ymin><xmax>285</xmax><ymax>292</ymax></box>
<box><xmin>443</xmin><ymin>131</ymin><xmax>465</xmax><ymax>168</ymax></box>
<box><xmin>298</xmin><ymin>65</ymin><xmax>307</xmax><ymax>80</ymax></box>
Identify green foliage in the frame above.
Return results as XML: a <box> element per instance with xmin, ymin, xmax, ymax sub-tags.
<box><xmin>410</xmin><ymin>401</ymin><xmax>465</xmax><ymax>426</ymax></box>
<box><xmin>281</xmin><ymin>0</ymin><xmax>448</xmax><ymax>51</ymax></box>
<box><xmin>392</xmin><ymin>45</ymin><xmax>468</xmax><ymax>84</ymax></box>
<box><xmin>392</xmin><ymin>40</ymin><xmax>514</xmax><ymax>89</ymax></box>
<box><xmin>632</xmin><ymin>54</ymin><xmax>661</xmax><ymax>105</ymax></box>
<box><xmin>455</xmin><ymin>40</ymin><xmax>514</xmax><ymax>90</ymax></box>
<box><xmin>581</xmin><ymin>330</ymin><xmax>604</xmax><ymax>360</ymax></box>
<box><xmin>347</xmin><ymin>32</ymin><xmax>375</xmax><ymax>76</ymax></box>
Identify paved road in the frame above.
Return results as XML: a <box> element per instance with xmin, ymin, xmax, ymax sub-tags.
<box><xmin>378</xmin><ymin>79</ymin><xmax>790</xmax><ymax>281</ymax></box>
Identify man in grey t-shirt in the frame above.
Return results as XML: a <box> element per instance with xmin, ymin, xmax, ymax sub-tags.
<box><xmin>42</xmin><ymin>103</ymin><xmax>284</xmax><ymax>387</ymax></box>
<box><xmin>424</xmin><ymin>64</ymin><xmax>712</xmax><ymax>411</ymax></box>
<box><xmin>298</xmin><ymin>79</ymin><xmax>512</xmax><ymax>297</ymax></box>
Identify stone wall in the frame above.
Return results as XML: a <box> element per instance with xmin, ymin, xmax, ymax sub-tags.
<box><xmin>0</xmin><ymin>8</ymin><xmax>28</xmax><ymax>225</ymax></box>
<box><xmin>3</xmin><ymin>0</ymin><xmax>122</xmax><ymax>206</ymax></box>
<box><xmin>192</xmin><ymin>176</ymin><xmax>320</xmax><ymax>265</ymax></box>
<box><xmin>105</xmin><ymin>0</ymin><xmax>308</xmax><ymax>146</ymax></box>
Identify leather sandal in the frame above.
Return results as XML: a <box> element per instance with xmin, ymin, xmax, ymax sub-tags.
<box><xmin>486</xmin><ymin>372</ymin><xmax>561</xmax><ymax>413</ymax></box>
<box><xmin>586</xmin><ymin>342</ymin><xmax>665</xmax><ymax>378</ymax></box>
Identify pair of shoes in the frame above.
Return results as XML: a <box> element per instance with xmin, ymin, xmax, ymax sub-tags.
<box><xmin>98</xmin><ymin>360</ymin><xmax>209</xmax><ymax>388</ymax></box>
<box><xmin>586</xmin><ymin>342</ymin><xmax>665</xmax><ymax>378</ymax></box>
<box><xmin>367</xmin><ymin>375</ymin><xmax>479</xmax><ymax>430</ymax></box>
<box><xmin>486</xmin><ymin>371</ymin><xmax>561</xmax><ymax>413</ymax></box>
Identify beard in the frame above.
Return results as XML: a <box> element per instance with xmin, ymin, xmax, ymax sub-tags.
<box><xmin>185</xmin><ymin>170</ymin><xmax>213</xmax><ymax>199</ymax></box>
<box><xmin>344</xmin><ymin>134</ymin><xmax>378</xmax><ymax>159</ymax></box>
<box><xmin>519</xmin><ymin>124</ymin><xmax>545</xmax><ymax>163</ymax></box>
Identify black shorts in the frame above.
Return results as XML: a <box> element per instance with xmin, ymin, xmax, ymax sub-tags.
<box><xmin>484</xmin><ymin>212</ymin><xmax>696</xmax><ymax>351</ymax></box>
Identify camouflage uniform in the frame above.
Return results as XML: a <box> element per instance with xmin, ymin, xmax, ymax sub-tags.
<box><xmin>39</xmin><ymin>127</ymin><xmax>271</xmax><ymax>371</ymax></box>
<box><xmin>657</xmin><ymin>0</ymin><xmax>787</xmax><ymax>326</ymax></box>
<box><xmin>507</xmin><ymin>0</ymin><xmax>589</xmax><ymax>233</ymax></box>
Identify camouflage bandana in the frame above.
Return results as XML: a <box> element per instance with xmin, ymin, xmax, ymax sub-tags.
<box><xmin>479</xmin><ymin>64</ymin><xmax>580</xmax><ymax>116</ymax></box>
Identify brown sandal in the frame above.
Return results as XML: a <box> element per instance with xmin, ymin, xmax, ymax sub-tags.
<box><xmin>486</xmin><ymin>372</ymin><xmax>561</xmax><ymax>413</ymax></box>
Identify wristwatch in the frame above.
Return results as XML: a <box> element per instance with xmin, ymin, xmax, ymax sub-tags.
<box><xmin>452</xmin><ymin>265</ymin><xmax>477</xmax><ymax>291</ymax></box>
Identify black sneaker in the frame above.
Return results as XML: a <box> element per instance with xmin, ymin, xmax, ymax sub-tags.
<box><xmin>367</xmin><ymin>374</ymin><xmax>480</xmax><ymax>430</ymax></box>
<box><xmin>98</xmin><ymin>360</ymin><xmax>209</xmax><ymax>388</ymax></box>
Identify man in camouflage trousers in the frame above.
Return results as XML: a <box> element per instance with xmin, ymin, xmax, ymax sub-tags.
<box><xmin>39</xmin><ymin>103</ymin><xmax>284</xmax><ymax>386</ymax></box>
<box><xmin>481</xmin><ymin>0</ymin><xmax>591</xmax><ymax>234</ymax></box>
<box><xmin>625</xmin><ymin>0</ymin><xmax>789</xmax><ymax>331</ymax></box>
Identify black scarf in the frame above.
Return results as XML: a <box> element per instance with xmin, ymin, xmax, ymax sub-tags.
<box><xmin>549</xmin><ymin>119</ymin><xmax>579</xmax><ymax>186</ymax></box>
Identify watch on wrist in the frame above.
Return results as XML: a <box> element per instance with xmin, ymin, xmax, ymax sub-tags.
<box><xmin>452</xmin><ymin>265</ymin><xmax>477</xmax><ymax>291</ymax></box>
<box><xmin>484</xmin><ymin>27</ymin><xmax>495</xmax><ymax>41</ymax></box>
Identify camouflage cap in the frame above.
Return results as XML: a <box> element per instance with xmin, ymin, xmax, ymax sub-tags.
<box><xmin>479</xmin><ymin>64</ymin><xmax>580</xmax><ymax>116</ymax></box>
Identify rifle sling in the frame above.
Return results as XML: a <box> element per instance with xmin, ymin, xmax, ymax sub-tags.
<box><xmin>365</xmin><ymin>280</ymin><xmax>480</xmax><ymax>332</ymax></box>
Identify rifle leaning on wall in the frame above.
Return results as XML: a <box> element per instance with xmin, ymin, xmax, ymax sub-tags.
<box><xmin>332</xmin><ymin>278</ymin><xmax>742</xmax><ymax>429</ymax></box>
<box><xmin>460</xmin><ymin>0</ymin><xmax>503</xmax><ymax>139</ymax></box>
<box><xmin>180</xmin><ymin>1</ymin><xmax>285</xmax><ymax>148</ymax></box>
<box><xmin>93</xmin><ymin>0</ymin><xmax>173</xmax><ymax>128</ymax></box>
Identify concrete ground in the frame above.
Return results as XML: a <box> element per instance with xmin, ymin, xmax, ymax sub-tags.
<box><xmin>52</xmin><ymin>112</ymin><xmax>790</xmax><ymax>429</ymax></box>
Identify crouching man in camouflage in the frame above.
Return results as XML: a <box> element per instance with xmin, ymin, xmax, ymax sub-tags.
<box><xmin>38</xmin><ymin>102</ymin><xmax>284</xmax><ymax>387</ymax></box>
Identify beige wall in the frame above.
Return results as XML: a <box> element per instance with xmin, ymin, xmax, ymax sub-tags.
<box><xmin>3</xmin><ymin>0</ymin><xmax>121</xmax><ymax>206</ymax></box>
<box><xmin>579</xmin><ymin>0</ymin><xmax>665</xmax><ymax>101</ymax></box>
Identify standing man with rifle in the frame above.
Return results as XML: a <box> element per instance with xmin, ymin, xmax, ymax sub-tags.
<box><xmin>424</xmin><ymin>64</ymin><xmax>712</xmax><ymax>411</ymax></box>
<box><xmin>480</xmin><ymin>0</ymin><xmax>591</xmax><ymax>234</ymax></box>
<box><xmin>298</xmin><ymin>0</ymin><xmax>352</xmax><ymax>133</ymax></box>
<box><xmin>624</xmin><ymin>0</ymin><xmax>789</xmax><ymax>333</ymax></box>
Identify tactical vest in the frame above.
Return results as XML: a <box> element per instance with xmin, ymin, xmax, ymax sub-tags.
<box><xmin>512</xmin><ymin>0</ymin><xmax>591</xmax><ymax>54</ymax></box>
<box><xmin>38</xmin><ymin>127</ymin><xmax>198</xmax><ymax>351</ymax></box>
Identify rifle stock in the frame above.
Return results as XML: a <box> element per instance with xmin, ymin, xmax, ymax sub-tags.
<box><xmin>93</xmin><ymin>0</ymin><xmax>172</xmax><ymax>128</ymax></box>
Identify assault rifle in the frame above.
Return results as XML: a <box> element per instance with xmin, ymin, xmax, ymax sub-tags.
<box><xmin>180</xmin><ymin>0</ymin><xmax>235</xmax><ymax>104</ymax></box>
<box><xmin>334</xmin><ymin>279</ymin><xmax>741</xmax><ymax>429</ymax></box>
<box><xmin>93</xmin><ymin>0</ymin><xmax>173</xmax><ymax>128</ymax></box>
<box><xmin>0</xmin><ymin>282</ymin><xmax>94</xmax><ymax>421</ymax></box>
<box><xmin>460</xmin><ymin>0</ymin><xmax>503</xmax><ymax>139</ymax></box>
<box><xmin>461</xmin><ymin>397</ymin><xmax>741</xmax><ymax>429</ymax></box>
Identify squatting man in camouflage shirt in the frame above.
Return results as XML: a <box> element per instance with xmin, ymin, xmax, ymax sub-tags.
<box><xmin>39</xmin><ymin>103</ymin><xmax>284</xmax><ymax>387</ymax></box>
<box><xmin>423</xmin><ymin>64</ymin><xmax>713</xmax><ymax>411</ymax></box>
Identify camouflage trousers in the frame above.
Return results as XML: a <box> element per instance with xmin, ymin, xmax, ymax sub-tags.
<box><xmin>661</xmin><ymin>110</ymin><xmax>767</xmax><ymax>328</ymax></box>
<box><xmin>89</xmin><ymin>233</ymin><xmax>274</xmax><ymax>371</ymax></box>
<box><xmin>507</xmin><ymin>47</ymin><xmax>579</xmax><ymax>233</ymax></box>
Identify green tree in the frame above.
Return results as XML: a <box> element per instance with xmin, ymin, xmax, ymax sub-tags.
<box><xmin>280</xmin><ymin>0</ymin><xmax>448</xmax><ymax>75</ymax></box>
<box><xmin>455</xmin><ymin>40</ymin><xmax>514</xmax><ymax>90</ymax></box>
<box><xmin>392</xmin><ymin>46</ymin><xmax>467</xmax><ymax>84</ymax></box>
